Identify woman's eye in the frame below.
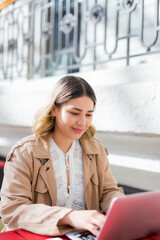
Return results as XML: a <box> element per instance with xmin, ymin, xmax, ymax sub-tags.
<box><xmin>71</xmin><ymin>112</ymin><xmax>79</xmax><ymax>115</ymax></box>
<box><xmin>70</xmin><ymin>112</ymin><xmax>93</xmax><ymax>117</ymax></box>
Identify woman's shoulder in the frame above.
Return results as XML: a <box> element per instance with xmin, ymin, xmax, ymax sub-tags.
<box><xmin>12</xmin><ymin>134</ymin><xmax>37</xmax><ymax>150</ymax></box>
<box><xmin>92</xmin><ymin>137</ymin><xmax>108</xmax><ymax>154</ymax></box>
<box><xmin>6</xmin><ymin>134</ymin><xmax>37</xmax><ymax>161</ymax></box>
<box><xmin>80</xmin><ymin>136</ymin><xmax>108</xmax><ymax>155</ymax></box>
<box><xmin>6</xmin><ymin>134</ymin><xmax>51</xmax><ymax>162</ymax></box>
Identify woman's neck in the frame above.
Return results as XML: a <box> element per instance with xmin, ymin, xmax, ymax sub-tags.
<box><xmin>52</xmin><ymin>133</ymin><xmax>73</xmax><ymax>154</ymax></box>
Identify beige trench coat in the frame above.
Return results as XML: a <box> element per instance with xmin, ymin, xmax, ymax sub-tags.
<box><xmin>0</xmin><ymin>134</ymin><xmax>124</xmax><ymax>236</ymax></box>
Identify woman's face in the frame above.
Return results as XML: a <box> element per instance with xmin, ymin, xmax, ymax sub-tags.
<box><xmin>52</xmin><ymin>96</ymin><xmax>94</xmax><ymax>143</ymax></box>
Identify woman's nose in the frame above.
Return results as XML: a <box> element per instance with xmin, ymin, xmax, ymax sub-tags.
<box><xmin>77</xmin><ymin>116</ymin><xmax>86</xmax><ymax>126</ymax></box>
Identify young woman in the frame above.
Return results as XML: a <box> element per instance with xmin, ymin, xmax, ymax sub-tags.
<box><xmin>1</xmin><ymin>76</ymin><xmax>124</xmax><ymax>237</ymax></box>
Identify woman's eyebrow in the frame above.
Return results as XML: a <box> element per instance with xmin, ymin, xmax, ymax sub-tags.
<box><xmin>70</xmin><ymin>107</ymin><xmax>94</xmax><ymax>112</ymax></box>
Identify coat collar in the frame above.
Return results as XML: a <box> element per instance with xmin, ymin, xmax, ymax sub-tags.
<box><xmin>80</xmin><ymin>135</ymin><xmax>100</xmax><ymax>155</ymax></box>
<box><xmin>34</xmin><ymin>134</ymin><xmax>100</xmax><ymax>159</ymax></box>
<box><xmin>34</xmin><ymin>134</ymin><xmax>52</xmax><ymax>159</ymax></box>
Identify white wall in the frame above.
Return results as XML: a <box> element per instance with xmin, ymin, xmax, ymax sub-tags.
<box><xmin>0</xmin><ymin>63</ymin><xmax>160</xmax><ymax>191</ymax></box>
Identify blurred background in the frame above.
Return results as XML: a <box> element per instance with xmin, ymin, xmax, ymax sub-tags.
<box><xmin>0</xmin><ymin>0</ymin><xmax>160</xmax><ymax>194</ymax></box>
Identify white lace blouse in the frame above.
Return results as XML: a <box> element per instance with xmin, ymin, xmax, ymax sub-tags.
<box><xmin>50</xmin><ymin>138</ymin><xmax>86</xmax><ymax>210</ymax></box>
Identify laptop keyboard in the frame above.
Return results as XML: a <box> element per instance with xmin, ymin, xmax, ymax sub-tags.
<box><xmin>76</xmin><ymin>231</ymin><xmax>96</xmax><ymax>240</ymax></box>
<box><xmin>66</xmin><ymin>230</ymin><xmax>97</xmax><ymax>240</ymax></box>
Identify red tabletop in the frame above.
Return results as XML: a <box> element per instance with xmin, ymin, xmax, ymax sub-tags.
<box><xmin>140</xmin><ymin>235</ymin><xmax>160</xmax><ymax>240</ymax></box>
<box><xmin>0</xmin><ymin>161</ymin><xmax>5</xmax><ymax>169</ymax></box>
<box><xmin>0</xmin><ymin>229</ymin><xmax>160</xmax><ymax>240</ymax></box>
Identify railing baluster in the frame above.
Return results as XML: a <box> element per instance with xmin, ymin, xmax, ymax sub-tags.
<box><xmin>0</xmin><ymin>0</ymin><xmax>160</xmax><ymax>81</ymax></box>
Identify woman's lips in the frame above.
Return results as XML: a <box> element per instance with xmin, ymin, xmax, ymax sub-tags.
<box><xmin>72</xmin><ymin>128</ymin><xmax>84</xmax><ymax>133</ymax></box>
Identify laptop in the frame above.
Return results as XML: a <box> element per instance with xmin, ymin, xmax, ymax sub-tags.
<box><xmin>65</xmin><ymin>191</ymin><xmax>160</xmax><ymax>240</ymax></box>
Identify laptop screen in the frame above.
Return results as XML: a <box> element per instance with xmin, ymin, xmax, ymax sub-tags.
<box><xmin>66</xmin><ymin>191</ymin><xmax>160</xmax><ymax>240</ymax></box>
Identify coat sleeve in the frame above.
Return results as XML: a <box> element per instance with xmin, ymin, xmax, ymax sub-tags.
<box><xmin>0</xmin><ymin>144</ymin><xmax>73</xmax><ymax>236</ymax></box>
<box><xmin>97</xmin><ymin>144</ymin><xmax>124</xmax><ymax>212</ymax></box>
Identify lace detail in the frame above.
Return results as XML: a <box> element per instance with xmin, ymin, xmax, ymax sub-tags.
<box><xmin>72</xmin><ymin>200</ymin><xmax>86</xmax><ymax>210</ymax></box>
<box><xmin>73</xmin><ymin>144</ymin><xmax>82</xmax><ymax>161</ymax></box>
<box><xmin>75</xmin><ymin>173</ymin><xmax>84</xmax><ymax>185</ymax></box>
<box><xmin>50</xmin><ymin>138</ymin><xmax>86</xmax><ymax>210</ymax></box>
<box><xmin>50</xmin><ymin>146</ymin><xmax>59</xmax><ymax>162</ymax></box>
<box><xmin>56</xmin><ymin>176</ymin><xmax>63</xmax><ymax>189</ymax></box>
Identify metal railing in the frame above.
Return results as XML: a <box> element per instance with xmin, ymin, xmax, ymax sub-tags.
<box><xmin>0</xmin><ymin>0</ymin><xmax>160</xmax><ymax>80</ymax></box>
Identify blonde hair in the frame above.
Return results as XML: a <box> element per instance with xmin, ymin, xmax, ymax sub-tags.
<box><xmin>33</xmin><ymin>75</ymin><xmax>97</xmax><ymax>139</ymax></box>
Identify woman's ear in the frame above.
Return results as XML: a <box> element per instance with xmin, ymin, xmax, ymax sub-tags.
<box><xmin>51</xmin><ymin>103</ymin><xmax>57</xmax><ymax>117</ymax></box>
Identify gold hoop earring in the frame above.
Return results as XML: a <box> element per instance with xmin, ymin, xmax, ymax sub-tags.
<box><xmin>50</xmin><ymin>114</ymin><xmax>55</xmax><ymax>120</ymax></box>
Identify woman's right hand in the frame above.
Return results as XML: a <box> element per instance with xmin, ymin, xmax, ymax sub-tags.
<box><xmin>58</xmin><ymin>210</ymin><xmax>106</xmax><ymax>237</ymax></box>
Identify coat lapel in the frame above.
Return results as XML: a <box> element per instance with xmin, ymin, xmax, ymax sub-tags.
<box><xmin>39</xmin><ymin>159</ymin><xmax>57</xmax><ymax>206</ymax></box>
<box><xmin>83</xmin><ymin>152</ymin><xmax>96</xmax><ymax>187</ymax></box>
<box><xmin>80</xmin><ymin>136</ymin><xmax>100</xmax><ymax>186</ymax></box>
<box><xmin>35</xmin><ymin>134</ymin><xmax>57</xmax><ymax>206</ymax></box>
<box><xmin>80</xmin><ymin>137</ymin><xmax>100</xmax><ymax>208</ymax></box>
